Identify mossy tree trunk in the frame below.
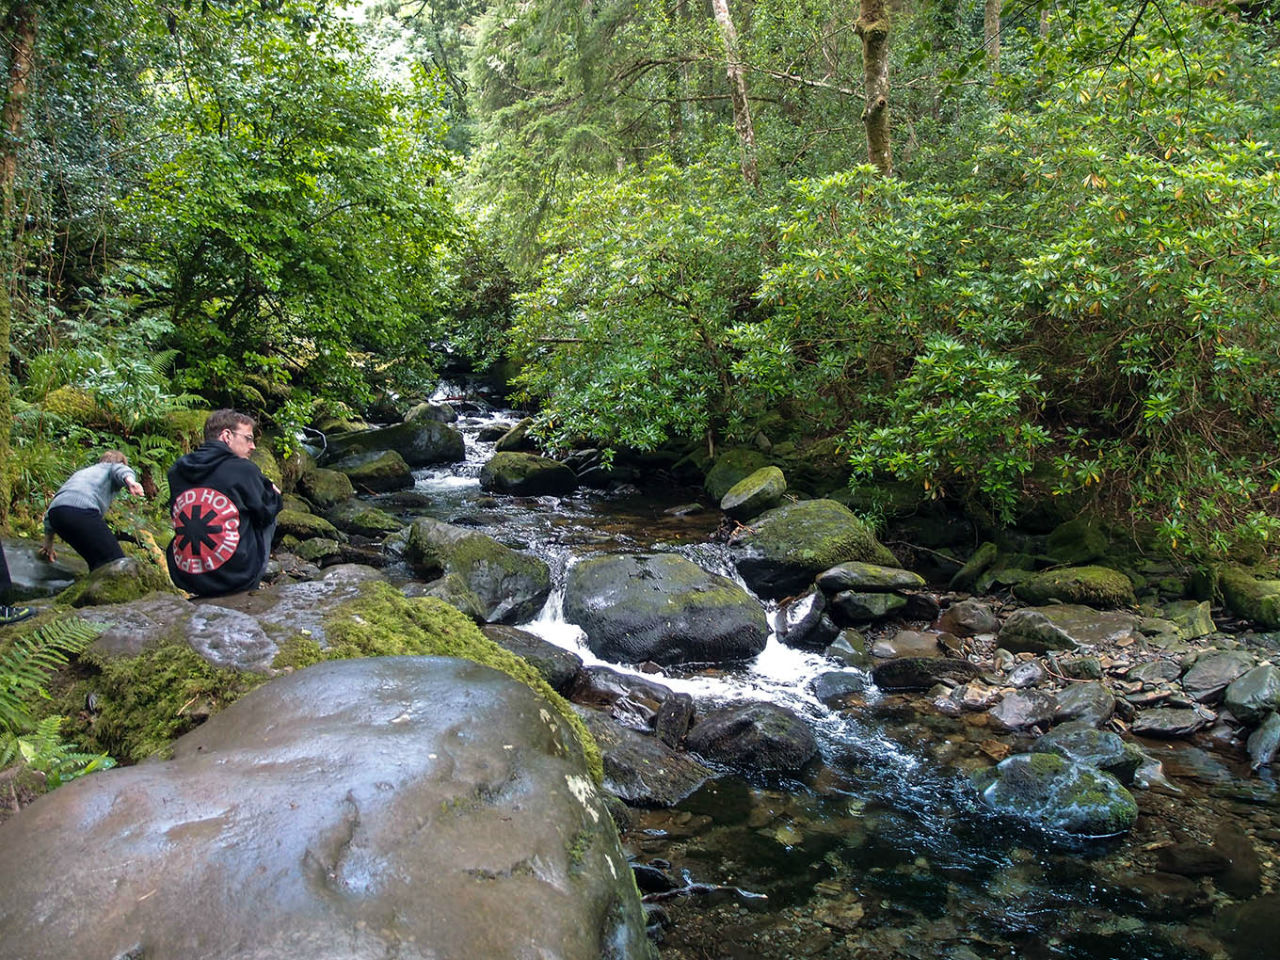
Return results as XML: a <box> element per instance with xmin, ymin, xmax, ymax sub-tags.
<box><xmin>985</xmin><ymin>0</ymin><xmax>1001</xmax><ymax>73</ymax></box>
<box><xmin>855</xmin><ymin>0</ymin><xmax>892</xmax><ymax>177</ymax></box>
<box><xmin>710</xmin><ymin>0</ymin><xmax>760</xmax><ymax>190</ymax></box>
<box><xmin>0</xmin><ymin>1</ymin><xmax>39</xmax><ymax>526</ymax></box>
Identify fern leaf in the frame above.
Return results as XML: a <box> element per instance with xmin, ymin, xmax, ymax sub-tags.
<box><xmin>0</xmin><ymin>618</ymin><xmax>105</xmax><ymax>736</ymax></box>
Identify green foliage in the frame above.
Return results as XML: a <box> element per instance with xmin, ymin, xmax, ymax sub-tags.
<box><xmin>0</xmin><ymin>618</ymin><xmax>115</xmax><ymax>791</ymax></box>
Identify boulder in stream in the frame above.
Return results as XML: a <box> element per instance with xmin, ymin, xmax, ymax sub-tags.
<box><xmin>1013</xmin><ymin>565</ymin><xmax>1137</xmax><ymax>609</ymax></box>
<box><xmin>971</xmin><ymin>752</ymin><xmax>1139</xmax><ymax>836</ymax></box>
<box><xmin>720</xmin><ymin>465</ymin><xmax>787</xmax><ymax>521</ymax></box>
<box><xmin>329</xmin><ymin>449</ymin><xmax>414</xmax><ymax>492</ymax></box>
<box><xmin>564</xmin><ymin>552</ymin><xmax>768</xmax><ymax>666</ymax></box>
<box><xmin>997</xmin><ymin>605</ymin><xmax>1141</xmax><ymax>655</ymax></box>
<box><xmin>0</xmin><ymin>656</ymin><xmax>653</xmax><ymax>960</ymax></box>
<box><xmin>685</xmin><ymin>701</ymin><xmax>818</xmax><ymax>774</ymax></box>
<box><xmin>480</xmin><ymin>451</ymin><xmax>579</xmax><ymax>496</ymax></box>
<box><xmin>729</xmin><ymin>499</ymin><xmax>898</xmax><ymax>600</ymax></box>
<box><xmin>323</xmin><ymin>419</ymin><xmax>466</xmax><ymax>467</ymax></box>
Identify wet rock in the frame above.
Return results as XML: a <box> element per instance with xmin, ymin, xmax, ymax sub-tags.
<box><xmin>1006</xmin><ymin>660</ymin><xmax>1045</xmax><ymax>688</ymax></box>
<box><xmin>633</xmin><ymin>863</ymin><xmax>679</xmax><ymax>894</ymax></box>
<box><xmin>564</xmin><ymin>553</ymin><xmax>768</xmax><ymax>666</ymax></box>
<box><xmin>331</xmin><ymin>449</ymin><xmax>414</xmax><ymax>492</ymax></box>
<box><xmin>949</xmin><ymin>541</ymin><xmax>998</xmax><ymax>593</ymax></box>
<box><xmin>297</xmin><ymin>466</ymin><xmax>355</xmax><ymax>509</ymax></box>
<box><xmin>480</xmin><ymin>451</ymin><xmax>578</xmax><ymax>496</ymax></box>
<box><xmin>276</xmin><ymin>508</ymin><xmax>343</xmax><ymax>542</ymax></box>
<box><xmin>569</xmin><ymin>665</ymin><xmax>677</xmax><ymax>719</ymax></box>
<box><xmin>654</xmin><ymin>692</ymin><xmax>696</xmax><ymax>747</ymax></box>
<box><xmin>1156</xmin><ymin>842</ymin><xmax>1231</xmax><ymax>877</ymax></box>
<box><xmin>1032</xmin><ymin>721</ymin><xmax>1144</xmax><ymax>785</ymax></box>
<box><xmin>774</xmin><ymin>590</ymin><xmax>842</xmax><ymax>650</ymax></box>
<box><xmin>729</xmin><ymin>499</ymin><xmax>898</xmax><ymax>600</ymax></box>
<box><xmin>494</xmin><ymin>417</ymin><xmax>538</xmax><ymax>453</ymax></box>
<box><xmin>824</xmin><ymin>630</ymin><xmax>870</xmax><ymax>667</ymax></box>
<box><xmin>1181</xmin><ymin>650</ymin><xmax>1255</xmax><ymax>703</ymax></box>
<box><xmin>997</xmin><ymin>605</ymin><xmax>1141</xmax><ymax>655</ymax></box>
<box><xmin>872</xmin><ymin>629</ymin><xmax>943</xmax><ymax>659</ymax></box>
<box><xmin>294</xmin><ymin>537</ymin><xmax>341</xmax><ymax>563</ymax></box>
<box><xmin>1110</xmin><ymin>871</ymin><xmax>1209</xmax><ymax>918</ymax></box>
<box><xmin>405</xmin><ymin>517</ymin><xmax>551</xmax><ymax>624</ymax></box>
<box><xmin>953</xmin><ymin>681</ymin><xmax>1001</xmax><ymax>711</ymax></box>
<box><xmin>720</xmin><ymin>466</ymin><xmax>787</xmax><ymax>521</ymax></box>
<box><xmin>323</xmin><ymin>500</ymin><xmax>403</xmax><ymax>538</ymax></box>
<box><xmin>403</xmin><ymin>399</ymin><xmax>458</xmax><ymax>423</ymax></box>
<box><xmin>323</xmin><ymin>419</ymin><xmax>465</xmax><ymax>467</ymax></box>
<box><xmin>1131</xmin><ymin>706</ymin><xmax>1211</xmax><ymax>739</ymax></box>
<box><xmin>1212</xmin><ymin>824</ymin><xmax>1263</xmax><ymax>899</ymax></box>
<box><xmin>704</xmin><ymin>448</ymin><xmax>770</xmax><ymax>502</ymax></box>
<box><xmin>937</xmin><ymin>599</ymin><xmax>1000</xmax><ymax>637</ymax></box>
<box><xmin>1223</xmin><ymin>664</ymin><xmax>1280</xmax><ymax>724</ymax></box>
<box><xmin>1129</xmin><ymin>661</ymin><xmax>1182</xmax><ymax>686</ymax></box>
<box><xmin>61</xmin><ymin>556</ymin><xmax>176</xmax><ymax>608</ymax></box>
<box><xmin>816</xmin><ymin>562</ymin><xmax>925</xmax><ymax>594</ymax></box>
<box><xmin>1163</xmin><ymin>599</ymin><xmax>1216</xmax><ymax>640</ymax></box>
<box><xmin>989</xmin><ymin>690</ymin><xmax>1057</xmax><ymax>731</ymax></box>
<box><xmin>0</xmin><ymin>657</ymin><xmax>653</xmax><ymax>960</ymax></box>
<box><xmin>1056</xmin><ymin>656</ymin><xmax>1103</xmax><ymax>680</ymax></box>
<box><xmin>576</xmin><ymin>706</ymin><xmax>714</xmax><ymax>807</ymax></box>
<box><xmin>830</xmin><ymin>590</ymin><xmax>907</xmax><ymax>624</ymax></box>
<box><xmin>481</xmin><ymin>623</ymin><xmax>583</xmax><ymax>693</ymax></box>
<box><xmin>685</xmin><ymin>702</ymin><xmax>818</xmax><ymax>774</ymax></box>
<box><xmin>1013</xmin><ymin>565</ymin><xmax>1136</xmax><ymax>609</ymax></box>
<box><xmin>1053</xmin><ymin>681</ymin><xmax>1116</xmax><ymax>727</ymax></box>
<box><xmin>902</xmin><ymin>592</ymin><xmax>941</xmax><ymax>622</ymax></box>
<box><xmin>971</xmin><ymin>752</ymin><xmax>1139</xmax><ymax>835</ymax></box>
<box><xmin>871</xmin><ymin>657</ymin><xmax>982</xmax><ymax>691</ymax></box>
<box><xmin>1</xmin><ymin>534</ymin><xmax>82</xmax><ymax>599</ymax></box>
<box><xmin>811</xmin><ymin>671</ymin><xmax>872</xmax><ymax>708</ymax></box>
<box><xmin>1045</xmin><ymin>518</ymin><xmax>1108</xmax><ymax>565</ymax></box>
<box><xmin>1245</xmin><ymin>711</ymin><xmax>1280</xmax><ymax>771</ymax></box>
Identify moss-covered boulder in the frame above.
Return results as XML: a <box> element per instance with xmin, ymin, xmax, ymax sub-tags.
<box><xmin>494</xmin><ymin>417</ymin><xmax>539</xmax><ymax>453</ymax></box>
<box><xmin>404</xmin><ymin>400</ymin><xmax>458</xmax><ymax>423</ymax></box>
<box><xmin>249</xmin><ymin>444</ymin><xmax>283</xmax><ymax>490</ymax></box>
<box><xmin>405</xmin><ymin>516</ymin><xmax>551</xmax><ymax>624</ymax></box>
<box><xmin>817</xmin><ymin>561</ymin><xmax>926</xmax><ymax>594</ymax></box>
<box><xmin>972</xmin><ymin>752</ymin><xmax>1139</xmax><ymax>836</ymax></box>
<box><xmin>323</xmin><ymin>500</ymin><xmax>403</xmax><ymax>538</ymax></box>
<box><xmin>323</xmin><ymin>420</ymin><xmax>465</xmax><ymax>468</ymax></box>
<box><xmin>704</xmin><ymin>448</ymin><xmax>771</xmax><ymax>502</ymax></box>
<box><xmin>1013</xmin><ymin>565</ymin><xmax>1136</xmax><ymax>609</ymax></box>
<box><xmin>60</xmin><ymin>557</ymin><xmax>176</xmax><ymax>608</ymax></box>
<box><xmin>949</xmin><ymin>541</ymin><xmax>999</xmax><ymax>592</ymax></box>
<box><xmin>41</xmin><ymin>386</ymin><xmax>109</xmax><ymax>427</ymax></box>
<box><xmin>480</xmin><ymin>451</ymin><xmax>578</xmax><ymax>496</ymax></box>
<box><xmin>0</xmin><ymin>656</ymin><xmax>650</xmax><ymax>960</ymax></box>
<box><xmin>997</xmin><ymin>605</ymin><xmax>1141</xmax><ymax>655</ymax></box>
<box><xmin>298</xmin><ymin>467</ymin><xmax>355</xmax><ymax>509</ymax></box>
<box><xmin>294</xmin><ymin>537</ymin><xmax>342</xmax><ymax>563</ymax></box>
<box><xmin>1031</xmin><ymin>721</ymin><xmax>1145</xmax><ymax>785</ymax></box>
<box><xmin>729</xmin><ymin>499</ymin><xmax>898</xmax><ymax>600</ymax></box>
<box><xmin>331</xmin><ymin>449</ymin><xmax>414</xmax><ymax>492</ymax></box>
<box><xmin>1045</xmin><ymin>518</ymin><xmax>1109</xmax><ymax>566</ymax></box>
<box><xmin>275</xmin><ymin>508</ymin><xmax>343</xmax><ymax>543</ymax></box>
<box><xmin>564</xmin><ymin>552</ymin><xmax>769</xmax><ymax>665</ymax></box>
<box><xmin>720</xmin><ymin>466</ymin><xmax>787</xmax><ymax>521</ymax></box>
<box><xmin>1219</xmin><ymin>564</ymin><xmax>1280</xmax><ymax>629</ymax></box>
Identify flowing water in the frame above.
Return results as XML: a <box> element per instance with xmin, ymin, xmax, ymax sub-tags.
<box><xmin>368</xmin><ymin>398</ymin><xmax>1277</xmax><ymax>960</ymax></box>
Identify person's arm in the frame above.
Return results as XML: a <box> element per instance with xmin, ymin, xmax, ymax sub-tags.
<box><xmin>234</xmin><ymin>462</ymin><xmax>283</xmax><ymax>526</ymax></box>
<box><xmin>38</xmin><ymin>515</ymin><xmax>56</xmax><ymax>563</ymax></box>
<box><xmin>111</xmin><ymin>463</ymin><xmax>144</xmax><ymax>498</ymax></box>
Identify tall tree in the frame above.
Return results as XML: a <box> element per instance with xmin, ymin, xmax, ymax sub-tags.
<box><xmin>710</xmin><ymin>0</ymin><xmax>759</xmax><ymax>189</ymax></box>
<box><xmin>856</xmin><ymin>0</ymin><xmax>892</xmax><ymax>175</ymax></box>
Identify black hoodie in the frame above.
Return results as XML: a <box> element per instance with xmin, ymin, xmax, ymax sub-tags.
<box><xmin>166</xmin><ymin>441</ymin><xmax>283</xmax><ymax>596</ymax></box>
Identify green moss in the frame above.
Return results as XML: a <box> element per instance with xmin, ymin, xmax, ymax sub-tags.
<box><xmin>57</xmin><ymin>561</ymin><xmax>177</xmax><ymax>609</ymax></box>
<box><xmin>69</xmin><ymin>641</ymin><xmax>266</xmax><ymax>762</ymax></box>
<box><xmin>275</xmin><ymin>582</ymin><xmax>603</xmax><ymax>783</ymax></box>
<box><xmin>1014</xmin><ymin>565</ymin><xmax>1137</xmax><ymax>608</ymax></box>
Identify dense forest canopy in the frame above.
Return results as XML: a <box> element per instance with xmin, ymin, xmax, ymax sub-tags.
<box><xmin>2</xmin><ymin>0</ymin><xmax>1279</xmax><ymax>560</ymax></box>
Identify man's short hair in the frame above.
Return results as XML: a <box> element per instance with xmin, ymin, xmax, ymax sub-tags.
<box><xmin>204</xmin><ymin>409</ymin><xmax>256</xmax><ymax>443</ymax></box>
<box><xmin>99</xmin><ymin>450</ymin><xmax>128</xmax><ymax>464</ymax></box>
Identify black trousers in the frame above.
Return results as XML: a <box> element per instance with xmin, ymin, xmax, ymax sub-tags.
<box><xmin>47</xmin><ymin>505</ymin><xmax>125</xmax><ymax>571</ymax></box>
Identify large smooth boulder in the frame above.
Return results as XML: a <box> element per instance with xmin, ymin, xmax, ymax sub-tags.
<box><xmin>323</xmin><ymin>420</ymin><xmax>465</xmax><ymax>468</ymax></box>
<box><xmin>330</xmin><ymin>449</ymin><xmax>414</xmax><ymax>492</ymax></box>
<box><xmin>729</xmin><ymin>499</ymin><xmax>898</xmax><ymax>600</ymax></box>
<box><xmin>481</xmin><ymin>452</ymin><xmax>579</xmax><ymax>496</ymax></box>
<box><xmin>1031</xmin><ymin>721</ymin><xmax>1145</xmax><ymax>785</ymax></box>
<box><xmin>405</xmin><ymin>517</ymin><xmax>551</xmax><ymax>624</ymax></box>
<box><xmin>404</xmin><ymin>399</ymin><xmax>458</xmax><ymax>423</ymax></box>
<box><xmin>565</xmin><ymin>553</ymin><xmax>768</xmax><ymax>665</ymax></box>
<box><xmin>971</xmin><ymin>752</ymin><xmax>1139</xmax><ymax>836</ymax></box>
<box><xmin>323</xmin><ymin>500</ymin><xmax>403</xmax><ymax>538</ymax></box>
<box><xmin>1181</xmin><ymin>650</ymin><xmax>1256</xmax><ymax>703</ymax></box>
<box><xmin>1013</xmin><ymin>565</ymin><xmax>1136</xmax><ymax>609</ymax></box>
<box><xmin>1224</xmin><ymin>664</ymin><xmax>1280</xmax><ymax>725</ymax></box>
<box><xmin>997</xmin><ymin>605</ymin><xmax>1141</xmax><ymax>654</ymax></box>
<box><xmin>685</xmin><ymin>702</ymin><xmax>818</xmax><ymax>774</ymax></box>
<box><xmin>704</xmin><ymin>448</ymin><xmax>770</xmax><ymax>502</ymax></box>
<box><xmin>297</xmin><ymin>467</ymin><xmax>355</xmax><ymax>509</ymax></box>
<box><xmin>0</xmin><ymin>657</ymin><xmax>653</xmax><ymax>960</ymax></box>
<box><xmin>720</xmin><ymin>466</ymin><xmax>787</xmax><ymax>521</ymax></box>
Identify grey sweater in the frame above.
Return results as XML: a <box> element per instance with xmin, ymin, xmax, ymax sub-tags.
<box><xmin>44</xmin><ymin>462</ymin><xmax>138</xmax><ymax>531</ymax></box>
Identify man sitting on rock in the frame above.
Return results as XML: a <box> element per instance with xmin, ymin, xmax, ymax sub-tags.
<box><xmin>166</xmin><ymin>409</ymin><xmax>282</xmax><ymax>597</ymax></box>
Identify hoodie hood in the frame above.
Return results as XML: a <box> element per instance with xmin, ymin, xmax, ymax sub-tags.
<box><xmin>169</xmin><ymin>441</ymin><xmax>239</xmax><ymax>485</ymax></box>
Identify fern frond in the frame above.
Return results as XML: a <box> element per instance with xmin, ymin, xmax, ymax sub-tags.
<box><xmin>0</xmin><ymin>618</ymin><xmax>105</xmax><ymax>735</ymax></box>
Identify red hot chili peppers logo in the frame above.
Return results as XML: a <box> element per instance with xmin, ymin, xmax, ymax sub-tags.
<box><xmin>171</xmin><ymin>487</ymin><xmax>241</xmax><ymax>574</ymax></box>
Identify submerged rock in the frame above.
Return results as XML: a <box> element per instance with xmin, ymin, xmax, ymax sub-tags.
<box><xmin>971</xmin><ymin>752</ymin><xmax>1139</xmax><ymax>836</ymax></box>
<box><xmin>871</xmin><ymin>656</ymin><xmax>982</xmax><ymax>691</ymax></box>
<box><xmin>564</xmin><ymin>553</ymin><xmax>768</xmax><ymax>666</ymax></box>
<box><xmin>1031</xmin><ymin>721</ymin><xmax>1145</xmax><ymax>785</ymax></box>
<box><xmin>685</xmin><ymin>702</ymin><xmax>818</xmax><ymax>774</ymax></box>
<box><xmin>0</xmin><ymin>657</ymin><xmax>652</xmax><ymax>960</ymax></box>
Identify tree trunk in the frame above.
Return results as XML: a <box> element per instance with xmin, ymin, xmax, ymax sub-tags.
<box><xmin>710</xmin><ymin>0</ymin><xmax>759</xmax><ymax>189</ymax></box>
<box><xmin>855</xmin><ymin>0</ymin><xmax>892</xmax><ymax>177</ymax></box>
<box><xmin>985</xmin><ymin>0</ymin><xmax>1000</xmax><ymax>73</ymax></box>
<box><xmin>0</xmin><ymin>2</ymin><xmax>39</xmax><ymax>526</ymax></box>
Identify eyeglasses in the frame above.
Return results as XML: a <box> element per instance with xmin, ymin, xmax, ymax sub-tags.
<box><xmin>226</xmin><ymin>430</ymin><xmax>256</xmax><ymax>442</ymax></box>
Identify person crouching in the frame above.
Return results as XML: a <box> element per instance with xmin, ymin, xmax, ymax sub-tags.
<box><xmin>39</xmin><ymin>450</ymin><xmax>146</xmax><ymax>569</ymax></box>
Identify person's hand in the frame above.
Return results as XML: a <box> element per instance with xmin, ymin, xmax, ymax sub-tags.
<box><xmin>127</xmin><ymin>479</ymin><xmax>145</xmax><ymax>497</ymax></box>
<box><xmin>37</xmin><ymin>544</ymin><xmax>55</xmax><ymax>563</ymax></box>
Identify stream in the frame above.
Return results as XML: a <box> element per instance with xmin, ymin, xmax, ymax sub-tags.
<box><xmin>362</xmin><ymin>395</ymin><xmax>1277</xmax><ymax>960</ymax></box>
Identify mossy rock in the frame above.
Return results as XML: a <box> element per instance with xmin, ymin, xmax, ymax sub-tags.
<box><xmin>1219</xmin><ymin>564</ymin><xmax>1280</xmax><ymax>630</ymax></box>
<box><xmin>41</xmin><ymin>387</ymin><xmax>113</xmax><ymax>428</ymax></box>
<box><xmin>704</xmin><ymin>448</ymin><xmax>771</xmax><ymax>502</ymax></box>
<box><xmin>720</xmin><ymin>466</ymin><xmax>787</xmax><ymax>521</ymax></box>
<box><xmin>314</xmin><ymin>414</ymin><xmax>370</xmax><ymax>435</ymax></box>
<box><xmin>729</xmin><ymin>499</ymin><xmax>898</xmax><ymax>600</ymax></box>
<box><xmin>59</xmin><ymin>557</ymin><xmax>176</xmax><ymax>608</ymax></box>
<box><xmin>332</xmin><ymin>450</ymin><xmax>414</xmax><ymax>492</ymax></box>
<box><xmin>275</xmin><ymin>508</ymin><xmax>343</xmax><ymax>543</ymax></box>
<box><xmin>249</xmin><ymin>443</ymin><xmax>284</xmax><ymax>490</ymax></box>
<box><xmin>298</xmin><ymin>467</ymin><xmax>355</xmax><ymax>509</ymax></box>
<box><xmin>324</xmin><ymin>421</ymin><xmax>465</xmax><ymax>468</ymax></box>
<box><xmin>494</xmin><ymin>418</ymin><xmax>538</xmax><ymax>453</ymax></box>
<box><xmin>971</xmin><ymin>752</ymin><xmax>1138</xmax><ymax>836</ymax></box>
<box><xmin>950</xmin><ymin>541</ymin><xmax>999</xmax><ymax>592</ymax></box>
<box><xmin>295</xmin><ymin>538</ymin><xmax>342</xmax><ymax>563</ymax></box>
<box><xmin>1013</xmin><ymin>565</ymin><xmax>1136</xmax><ymax>609</ymax></box>
<box><xmin>324</xmin><ymin>500</ymin><xmax>403</xmax><ymax>538</ymax></box>
<box><xmin>480</xmin><ymin>452</ymin><xmax>577</xmax><ymax>496</ymax></box>
<box><xmin>1045</xmin><ymin>518</ymin><xmax>1109</xmax><ymax>566</ymax></box>
<box><xmin>152</xmin><ymin>409</ymin><xmax>210</xmax><ymax>451</ymax></box>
